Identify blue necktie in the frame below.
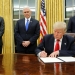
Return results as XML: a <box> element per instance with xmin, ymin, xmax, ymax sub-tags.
<box><xmin>25</xmin><ymin>19</ymin><xmax>29</xmax><ymax>31</ymax></box>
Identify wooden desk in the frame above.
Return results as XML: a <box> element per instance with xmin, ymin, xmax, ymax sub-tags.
<box><xmin>0</xmin><ymin>54</ymin><xmax>75</xmax><ymax>75</ymax></box>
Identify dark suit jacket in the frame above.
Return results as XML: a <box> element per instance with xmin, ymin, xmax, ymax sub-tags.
<box><xmin>67</xmin><ymin>16</ymin><xmax>75</xmax><ymax>33</ymax></box>
<box><xmin>15</xmin><ymin>18</ymin><xmax>40</xmax><ymax>54</ymax></box>
<box><xmin>35</xmin><ymin>34</ymin><xmax>75</xmax><ymax>57</ymax></box>
<box><xmin>0</xmin><ymin>17</ymin><xmax>5</xmax><ymax>46</ymax></box>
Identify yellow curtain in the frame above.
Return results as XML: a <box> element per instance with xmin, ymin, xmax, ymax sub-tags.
<box><xmin>0</xmin><ymin>0</ymin><xmax>64</xmax><ymax>53</ymax></box>
<box><xmin>3</xmin><ymin>54</ymin><xmax>13</xmax><ymax>75</ymax></box>
<box><xmin>0</xmin><ymin>0</ymin><xmax>14</xmax><ymax>54</ymax></box>
<box><xmin>36</xmin><ymin>0</ymin><xmax>64</xmax><ymax>34</ymax></box>
<box><xmin>0</xmin><ymin>0</ymin><xmax>14</xmax><ymax>71</ymax></box>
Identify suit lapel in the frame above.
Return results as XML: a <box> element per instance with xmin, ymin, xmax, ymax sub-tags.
<box><xmin>49</xmin><ymin>35</ymin><xmax>55</xmax><ymax>51</ymax></box>
<box><xmin>27</xmin><ymin>18</ymin><xmax>33</xmax><ymax>30</ymax></box>
<box><xmin>22</xmin><ymin>18</ymin><xmax>26</xmax><ymax>31</ymax></box>
<box><xmin>23</xmin><ymin>18</ymin><xmax>32</xmax><ymax>31</ymax></box>
<box><xmin>61</xmin><ymin>35</ymin><xmax>67</xmax><ymax>50</ymax></box>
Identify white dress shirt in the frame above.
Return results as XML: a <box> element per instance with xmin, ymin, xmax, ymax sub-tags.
<box><xmin>54</xmin><ymin>38</ymin><xmax>62</xmax><ymax>51</ymax></box>
<box><xmin>25</xmin><ymin>17</ymin><xmax>31</xmax><ymax>25</ymax></box>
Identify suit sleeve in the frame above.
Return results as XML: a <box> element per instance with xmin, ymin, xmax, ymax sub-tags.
<box><xmin>0</xmin><ymin>17</ymin><xmax>5</xmax><ymax>37</ymax></box>
<box><xmin>67</xmin><ymin>17</ymin><xmax>72</xmax><ymax>33</ymax></box>
<box><xmin>35</xmin><ymin>36</ymin><xmax>45</xmax><ymax>55</ymax></box>
<box><xmin>59</xmin><ymin>38</ymin><xmax>75</xmax><ymax>57</ymax></box>
<box><xmin>14</xmin><ymin>21</ymin><xmax>23</xmax><ymax>45</ymax></box>
<box><xmin>29</xmin><ymin>21</ymin><xmax>40</xmax><ymax>44</ymax></box>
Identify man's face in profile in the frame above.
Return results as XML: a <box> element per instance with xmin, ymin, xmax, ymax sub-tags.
<box><xmin>53</xmin><ymin>29</ymin><xmax>65</xmax><ymax>40</ymax></box>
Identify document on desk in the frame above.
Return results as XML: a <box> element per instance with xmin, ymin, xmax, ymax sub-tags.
<box><xmin>39</xmin><ymin>57</ymin><xmax>63</xmax><ymax>63</ymax></box>
<box><xmin>57</xmin><ymin>57</ymin><xmax>75</xmax><ymax>62</ymax></box>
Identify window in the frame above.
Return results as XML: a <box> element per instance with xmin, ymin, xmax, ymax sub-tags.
<box><xmin>64</xmin><ymin>0</ymin><xmax>75</xmax><ymax>25</ymax></box>
<box><xmin>13</xmin><ymin>0</ymin><xmax>36</xmax><ymax>27</ymax></box>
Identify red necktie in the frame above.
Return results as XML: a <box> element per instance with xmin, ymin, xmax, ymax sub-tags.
<box><xmin>54</xmin><ymin>40</ymin><xmax>61</xmax><ymax>75</ymax></box>
<box><xmin>54</xmin><ymin>40</ymin><xmax>60</xmax><ymax>51</ymax></box>
<box><xmin>54</xmin><ymin>63</ymin><xmax>62</xmax><ymax>75</ymax></box>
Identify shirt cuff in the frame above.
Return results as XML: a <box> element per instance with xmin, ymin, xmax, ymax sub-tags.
<box><xmin>37</xmin><ymin>52</ymin><xmax>41</xmax><ymax>57</ymax></box>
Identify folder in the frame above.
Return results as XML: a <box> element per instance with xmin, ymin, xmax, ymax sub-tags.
<box><xmin>39</xmin><ymin>57</ymin><xmax>75</xmax><ymax>63</ymax></box>
<box><xmin>39</xmin><ymin>57</ymin><xmax>63</xmax><ymax>63</ymax></box>
<box><xmin>57</xmin><ymin>57</ymin><xmax>75</xmax><ymax>62</ymax></box>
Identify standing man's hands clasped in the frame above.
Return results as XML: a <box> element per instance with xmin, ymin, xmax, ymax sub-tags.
<box><xmin>22</xmin><ymin>41</ymin><xmax>30</xmax><ymax>47</ymax></box>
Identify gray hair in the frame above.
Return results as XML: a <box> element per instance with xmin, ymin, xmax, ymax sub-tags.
<box><xmin>23</xmin><ymin>6</ymin><xmax>31</xmax><ymax>11</ymax></box>
<box><xmin>53</xmin><ymin>21</ymin><xmax>67</xmax><ymax>31</ymax></box>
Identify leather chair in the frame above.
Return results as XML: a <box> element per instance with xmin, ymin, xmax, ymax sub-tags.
<box><xmin>65</xmin><ymin>33</ymin><xmax>75</xmax><ymax>38</ymax></box>
<box><xmin>65</xmin><ymin>33</ymin><xmax>75</xmax><ymax>44</ymax></box>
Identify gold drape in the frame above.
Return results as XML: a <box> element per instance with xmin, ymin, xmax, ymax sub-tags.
<box><xmin>0</xmin><ymin>1</ymin><xmax>14</xmax><ymax>72</ymax></box>
<box><xmin>3</xmin><ymin>54</ymin><xmax>13</xmax><ymax>75</ymax></box>
<box><xmin>0</xmin><ymin>0</ymin><xmax>14</xmax><ymax>54</ymax></box>
<box><xmin>36</xmin><ymin>0</ymin><xmax>64</xmax><ymax>34</ymax></box>
<box><xmin>0</xmin><ymin>0</ymin><xmax>64</xmax><ymax>53</ymax></box>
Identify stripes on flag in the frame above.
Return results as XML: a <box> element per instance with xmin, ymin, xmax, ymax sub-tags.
<box><xmin>40</xmin><ymin>0</ymin><xmax>47</xmax><ymax>42</ymax></box>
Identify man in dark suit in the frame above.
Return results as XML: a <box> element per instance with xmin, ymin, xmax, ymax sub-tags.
<box><xmin>67</xmin><ymin>16</ymin><xmax>75</xmax><ymax>33</ymax></box>
<box><xmin>35</xmin><ymin>22</ymin><xmax>75</xmax><ymax>57</ymax></box>
<box><xmin>15</xmin><ymin>6</ymin><xmax>40</xmax><ymax>54</ymax></box>
<box><xmin>0</xmin><ymin>17</ymin><xmax>5</xmax><ymax>54</ymax></box>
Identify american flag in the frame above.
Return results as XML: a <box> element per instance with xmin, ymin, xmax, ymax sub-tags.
<box><xmin>40</xmin><ymin>0</ymin><xmax>47</xmax><ymax>42</ymax></box>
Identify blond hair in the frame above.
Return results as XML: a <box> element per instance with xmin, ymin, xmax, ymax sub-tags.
<box><xmin>53</xmin><ymin>21</ymin><xmax>66</xmax><ymax>32</ymax></box>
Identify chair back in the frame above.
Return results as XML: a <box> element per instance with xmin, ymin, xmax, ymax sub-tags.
<box><xmin>65</xmin><ymin>33</ymin><xmax>75</xmax><ymax>44</ymax></box>
<box><xmin>65</xmin><ymin>33</ymin><xmax>75</xmax><ymax>38</ymax></box>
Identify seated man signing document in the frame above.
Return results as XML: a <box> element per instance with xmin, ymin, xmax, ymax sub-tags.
<box><xmin>35</xmin><ymin>22</ymin><xmax>75</xmax><ymax>57</ymax></box>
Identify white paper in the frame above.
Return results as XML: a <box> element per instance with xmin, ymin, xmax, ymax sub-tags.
<box><xmin>57</xmin><ymin>57</ymin><xmax>75</xmax><ymax>62</ymax></box>
<box><xmin>39</xmin><ymin>57</ymin><xmax>63</xmax><ymax>63</ymax></box>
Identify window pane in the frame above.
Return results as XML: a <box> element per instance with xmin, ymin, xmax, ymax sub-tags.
<box><xmin>28</xmin><ymin>0</ymin><xmax>35</xmax><ymax>7</ymax></box>
<box><xmin>64</xmin><ymin>20</ymin><xmax>69</xmax><ymax>25</ymax></box>
<box><xmin>20</xmin><ymin>0</ymin><xmax>27</xmax><ymax>8</ymax></box>
<box><xmin>65</xmin><ymin>7</ymin><xmax>73</xmax><ymax>18</ymax></box>
<box><xmin>64</xmin><ymin>20</ymin><xmax>69</xmax><ymax>32</ymax></box>
<box><xmin>20</xmin><ymin>9</ymin><xmax>24</xmax><ymax>19</ymax></box>
<box><xmin>31</xmin><ymin>11</ymin><xmax>35</xmax><ymax>18</ymax></box>
<box><xmin>13</xmin><ymin>9</ymin><xmax>19</xmax><ymax>19</ymax></box>
<box><xmin>13</xmin><ymin>21</ymin><xmax>17</xmax><ymax>25</ymax></box>
<box><xmin>74</xmin><ymin>0</ymin><xmax>75</xmax><ymax>6</ymax></box>
<box><xmin>74</xmin><ymin>7</ymin><xmax>75</xmax><ymax>15</ymax></box>
<box><xmin>13</xmin><ymin>0</ymin><xmax>19</xmax><ymax>8</ymax></box>
<box><xmin>65</xmin><ymin>0</ymin><xmax>72</xmax><ymax>7</ymax></box>
<box><xmin>13</xmin><ymin>21</ymin><xmax>17</xmax><ymax>28</ymax></box>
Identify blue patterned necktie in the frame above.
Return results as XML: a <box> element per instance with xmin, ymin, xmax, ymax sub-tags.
<box><xmin>25</xmin><ymin>19</ymin><xmax>29</xmax><ymax>31</ymax></box>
